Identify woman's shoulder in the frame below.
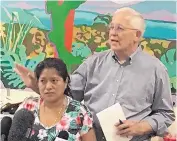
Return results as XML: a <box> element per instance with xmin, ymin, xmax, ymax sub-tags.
<box><xmin>67</xmin><ymin>97</ymin><xmax>92</xmax><ymax>116</ymax></box>
<box><xmin>24</xmin><ymin>96</ymin><xmax>40</xmax><ymax>102</ymax></box>
<box><xmin>68</xmin><ymin>97</ymin><xmax>84</xmax><ymax>108</ymax></box>
<box><xmin>18</xmin><ymin>96</ymin><xmax>40</xmax><ymax>111</ymax></box>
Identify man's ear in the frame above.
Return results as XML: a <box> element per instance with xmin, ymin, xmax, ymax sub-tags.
<box><xmin>136</xmin><ymin>30</ymin><xmax>142</xmax><ymax>38</ymax></box>
<box><xmin>134</xmin><ymin>30</ymin><xmax>142</xmax><ymax>42</ymax></box>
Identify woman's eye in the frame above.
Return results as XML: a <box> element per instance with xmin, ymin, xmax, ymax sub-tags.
<box><xmin>52</xmin><ymin>79</ymin><xmax>58</xmax><ymax>83</ymax></box>
<box><xmin>40</xmin><ymin>80</ymin><xmax>44</xmax><ymax>82</ymax></box>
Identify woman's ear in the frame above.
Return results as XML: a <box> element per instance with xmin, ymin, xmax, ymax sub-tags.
<box><xmin>65</xmin><ymin>78</ymin><xmax>68</xmax><ymax>89</ymax></box>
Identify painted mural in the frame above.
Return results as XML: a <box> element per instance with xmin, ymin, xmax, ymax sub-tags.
<box><xmin>0</xmin><ymin>1</ymin><xmax>176</xmax><ymax>97</ymax></box>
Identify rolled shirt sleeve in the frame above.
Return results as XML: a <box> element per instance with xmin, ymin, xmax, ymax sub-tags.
<box><xmin>143</xmin><ymin>64</ymin><xmax>175</xmax><ymax>137</ymax></box>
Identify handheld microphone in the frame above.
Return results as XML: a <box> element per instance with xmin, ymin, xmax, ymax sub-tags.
<box><xmin>54</xmin><ymin>131</ymin><xmax>69</xmax><ymax>141</ymax></box>
<box><xmin>1</xmin><ymin>116</ymin><xmax>12</xmax><ymax>141</ymax></box>
<box><xmin>8</xmin><ymin>108</ymin><xmax>35</xmax><ymax>141</ymax></box>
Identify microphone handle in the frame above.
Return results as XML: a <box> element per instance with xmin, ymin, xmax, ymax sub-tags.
<box><xmin>1</xmin><ymin>134</ymin><xmax>6</xmax><ymax>141</ymax></box>
<box><xmin>25</xmin><ymin>128</ymin><xmax>32</xmax><ymax>138</ymax></box>
<box><xmin>23</xmin><ymin>128</ymin><xmax>33</xmax><ymax>141</ymax></box>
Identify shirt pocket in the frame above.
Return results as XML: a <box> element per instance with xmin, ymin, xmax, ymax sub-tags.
<box><xmin>121</xmin><ymin>80</ymin><xmax>154</xmax><ymax>112</ymax></box>
<box><xmin>120</xmin><ymin>96</ymin><xmax>147</xmax><ymax>113</ymax></box>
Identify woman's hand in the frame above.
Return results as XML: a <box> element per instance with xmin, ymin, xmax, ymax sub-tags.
<box><xmin>14</xmin><ymin>63</ymin><xmax>39</xmax><ymax>93</ymax></box>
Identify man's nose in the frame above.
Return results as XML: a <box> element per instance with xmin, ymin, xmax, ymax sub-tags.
<box><xmin>110</xmin><ymin>29</ymin><xmax>117</xmax><ymax>36</ymax></box>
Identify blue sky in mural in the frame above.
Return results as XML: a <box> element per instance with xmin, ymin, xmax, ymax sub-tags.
<box><xmin>1</xmin><ymin>1</ymin><xmax>176</xmax><ymax>13</ymax></box>
<box><xmin>1</xmin><ymin>0</ymin><xmax>176</xmax><ymax>39</ymax></box>
<box><xmin>1</xmin><ymin>0</ymin><xmax>176</xmax><ymax>22</ymax></box>
<box><xmin>130</xmin><ymin>1</ymin><xmax>176</xmax><ymax>13</ymax></box>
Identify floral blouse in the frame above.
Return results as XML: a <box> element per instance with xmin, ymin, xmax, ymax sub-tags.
<box><xmin>17</xmin><ymin>96</ymin><xmax>93</xmax><ymax>141</ymax></box>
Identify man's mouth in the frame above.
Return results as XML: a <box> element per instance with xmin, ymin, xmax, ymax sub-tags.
<box><xmin>111</xmin><ymin>39</ymin><xmax>119</xmax><ymax>43</ymax></box>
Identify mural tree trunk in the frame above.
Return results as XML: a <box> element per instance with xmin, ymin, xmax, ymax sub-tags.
<box><xmin>46</xmin><ymin>0</ymin><xmax>86</xmax><ymax>71</ymax></box>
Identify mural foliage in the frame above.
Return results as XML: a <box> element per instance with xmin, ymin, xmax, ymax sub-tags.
<box><xmin>0</xmin><ymin>1</ymin><xmax>176</xmax><ymax>95</ymax></box>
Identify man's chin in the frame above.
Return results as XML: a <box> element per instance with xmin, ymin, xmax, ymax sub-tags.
<box><xmin>110</xmin><ymin>45</ymin><xmax>122</xmax><ymax>51</ymax></box>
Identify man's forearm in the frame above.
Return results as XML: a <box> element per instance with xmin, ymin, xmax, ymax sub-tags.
<box><xmin>142</xmin><ymin>110</ymin><xmax>175</xmax><ymax>137</ymax></box>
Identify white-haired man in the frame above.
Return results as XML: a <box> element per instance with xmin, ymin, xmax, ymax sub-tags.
<box><xmin>15</xmin><ymin>7</ymin><xmax>175</xmax><ymax>141</ymax></box>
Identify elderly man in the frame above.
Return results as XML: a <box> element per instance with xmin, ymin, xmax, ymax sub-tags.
<box><xmin>14</xmin><ymin>7</ymin><xmax>175</xmax><ymax>141</ymax></box>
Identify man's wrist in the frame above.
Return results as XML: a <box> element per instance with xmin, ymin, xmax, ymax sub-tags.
<box><xmin>138</xmin><ymin>121</ymin><xmax>153</xmax><ymax>135</ymax></box>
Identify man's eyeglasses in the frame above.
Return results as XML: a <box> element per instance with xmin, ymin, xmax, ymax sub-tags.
<box><xmin>108</xmin><ymin>23</ymin><xmax>138</xmax><ymax>32</ymax></box>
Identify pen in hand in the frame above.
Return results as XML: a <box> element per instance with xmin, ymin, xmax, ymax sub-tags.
<box><xmin>119</xmin><ymin>119</ymin><xmax>123</xmax><ymax>124</ymax></box>
<box><xmin>114</xmin><ymin>119</ymin><xmax>124</xmax><ymax>127</ymax></box>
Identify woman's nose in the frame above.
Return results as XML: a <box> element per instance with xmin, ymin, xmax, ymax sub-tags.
<box><xmin>45</xmin><ymin>81</ymin><xmax>53</xmax><ymax>89</ymax></box>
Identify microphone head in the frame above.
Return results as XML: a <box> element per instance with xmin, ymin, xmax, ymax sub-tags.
<box><xmin>8</xmin><ymin>108</ymin><xmax>35</xmax><ymax>141</ymax></box>
<box><xmin>1</xmin><ymin>116</ymin><xmax>12</xmax><ymax>140</ymax></box>
<box><xmin>58</xmin><ymin>131</ymin><xmax>69</xmax><ymax>140</ymax></box>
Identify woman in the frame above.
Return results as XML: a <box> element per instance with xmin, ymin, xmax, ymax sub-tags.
<box><xmin>16</xmin><ymin>58</ymin><xmax>96</xmax><ymax>141</ymax></box>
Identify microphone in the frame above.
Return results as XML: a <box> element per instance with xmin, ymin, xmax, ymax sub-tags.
<box><xmin>1</xmin><ymin>116</ymin><xmax>12</xmax><ymax>141</ymax></box>
<box><xmin>54</xmin><ymin>131</ymin><xmax>69</xmax><ymax>141</ymax></box>
<box><xmin>8</xmin><ymin>108</ymin><xmax>35</xmax><ymax>141</ymax></box>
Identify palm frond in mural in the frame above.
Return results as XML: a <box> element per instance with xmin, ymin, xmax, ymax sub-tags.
<box><xmin>0</xmin><ymin>8</ymin><xmax>45</xmax><ymax>89</ymax></box>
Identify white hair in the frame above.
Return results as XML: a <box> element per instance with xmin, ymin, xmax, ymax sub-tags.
<box><xmin>115</xmin><ymin>7</ymin><xmax>146</xmax><ymax>36</ymax></box>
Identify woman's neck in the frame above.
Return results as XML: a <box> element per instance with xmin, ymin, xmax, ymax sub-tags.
<box><xmin>43</xmin><ymin>95</ymin><xmax>66</xmax><ymax>110</ymax></box>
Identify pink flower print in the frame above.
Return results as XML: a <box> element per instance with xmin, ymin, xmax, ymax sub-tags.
<box><xmin>24</xmin><ymin>103</ymin><xmax>34</xmax><ymax>110</ymax></box>
<box><xmin>31</xmin><ymin>129</ymin><xmax>35</xmax><ymax>136</ymax></box>
<box><xmin>75</xmin><ymin>133</ymin><xmax>81</xmax><ymax>141</ymax></box>
<box><xmin>83</xmin><ymin>114</ymin><xmax>92</xmax><ymax>126</ymax></box>
<box><xmin>76</xmin><ymin>116</ymin><xmax>81</xmax><ymax>125</ymax></box>
<box><xmin>37</xmin><ymin>129</ymin><xmax>47</xmax><ymax>140</ymax></box>
<box><xmin>56</xmin><ymin>115</ymin><xmax>70</xmax><ymax>131</ymax></box>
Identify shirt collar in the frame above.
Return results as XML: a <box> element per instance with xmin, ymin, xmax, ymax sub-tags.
<box><xmin>111</xmin><ymin>46</ymin><xmax>142</xmax><ymax>64</ymax></box>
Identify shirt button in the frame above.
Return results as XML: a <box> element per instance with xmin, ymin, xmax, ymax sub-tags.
<box><xmin>116</xmin><ymin>80</ymin><xmax>119</xmax><ymax>82</ymax></box>
<box><xmin>113</xmin><ymin>94</ymin><xmax>115</xmax><ymax>96</ymax></box>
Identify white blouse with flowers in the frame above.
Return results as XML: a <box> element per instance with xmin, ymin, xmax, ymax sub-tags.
<box><xmin>17</xmin><ymin>96</ymin><xmax>93</xmax><ymax>141</ymax></box>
